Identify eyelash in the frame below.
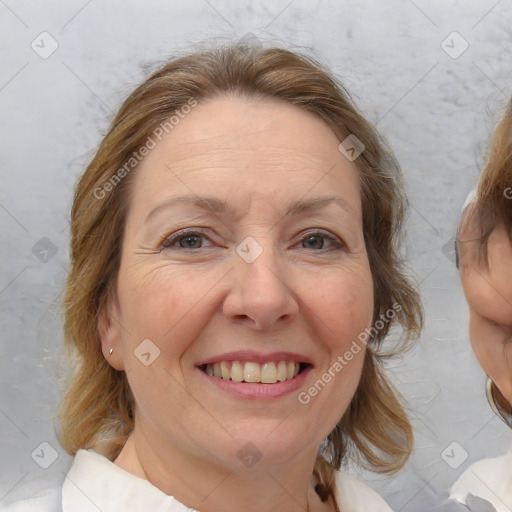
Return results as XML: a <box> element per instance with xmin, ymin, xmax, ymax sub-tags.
<box><xmin>159</xmin><ymin>229</ymin><xmax>213</xmax><ymax>250</ymax></box>
<box><xmin>158</xmin><ymin>228</ymin><xmax>344</xmax><ymax>252</ymax></box>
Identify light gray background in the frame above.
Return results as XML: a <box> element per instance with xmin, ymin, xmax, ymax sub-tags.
<box><xmin>1</xmin><ymin>1</ymin><xmax>512</xmax><ymax>510</ymax></box>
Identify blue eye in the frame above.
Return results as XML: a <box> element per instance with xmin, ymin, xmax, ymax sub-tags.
<box><xmin>161</xmin><ymin>230</ymin><xmax>212</xmax><ymax>250</ymax></box>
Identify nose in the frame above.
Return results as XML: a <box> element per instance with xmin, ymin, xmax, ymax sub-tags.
<box><xmin>222</xmin><ymin>246</ymin><xmax>299</xmax><ymax>330</ymax></box>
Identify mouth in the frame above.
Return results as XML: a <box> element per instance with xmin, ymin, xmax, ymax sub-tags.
<box><xmin>198</xmin><ymin>360</ymin><xmax>311</xmax><ymax>384</ymax></box>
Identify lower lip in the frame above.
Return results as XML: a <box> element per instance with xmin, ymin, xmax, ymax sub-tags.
<box><xmin>197</xmin><ymin>366</ymin><xmax>312</xmax><ymax>399</ymax></box>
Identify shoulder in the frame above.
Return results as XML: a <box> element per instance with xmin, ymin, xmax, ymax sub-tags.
<box><xmin>334</xmin><ymin>470</ymin><xmax>393</xmax><ymax>512</ymax></box>
<box><xmin>449</xmin><ymin>450</ymin><xmax>512</xmax><ymax>509</ymax></box>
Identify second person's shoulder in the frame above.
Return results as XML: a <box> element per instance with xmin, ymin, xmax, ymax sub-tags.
<box><xmin>449</xmin><ymin>449</ymin><xmax>512</xmax><ymax>510</ymax></box>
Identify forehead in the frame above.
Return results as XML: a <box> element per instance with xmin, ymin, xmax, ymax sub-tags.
<box><xmin>130</xmin><ymin>95</ymin><xmax>362</xmax><ymax>216</ymax></box>
<box><xmin>458</xmin><ymin>201</ymin><xmax>512</xmax><ymax>267</ymax></box>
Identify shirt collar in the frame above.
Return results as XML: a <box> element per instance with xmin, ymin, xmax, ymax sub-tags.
<box><xmin>62</xmin><ymin>448</ymin><xmax>391</xmax><ymax>511</ymax></box>
<box><xmin>62</xmin><ymin>449</ymin><xmax>198</xmax><ymax>512</ymax></box>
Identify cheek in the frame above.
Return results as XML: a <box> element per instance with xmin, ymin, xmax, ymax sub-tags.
<box><xmin>301</xmin><ymin>266</ymin><xmax>374</xmax><ymax>344</ymax></box>
<box><xmin>116</xmin><ymin>262</ymin><xmax>224</xmax><ymax>359</ymax></box>
<box><xmin>469</xmin><ymin>314</ymin><xmax>492</xmax><ymax>371</ymax></box>
<box><xmin>469</xmin><ymin>311</ymin><xmax>509</xmax><ymax>378</ymax></box>
<box><xmin>116</xmin><ymin>264</ymin><xmax>215</xmax><ymax>420</ymax></box>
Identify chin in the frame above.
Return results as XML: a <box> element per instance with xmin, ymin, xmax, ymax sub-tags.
<box><xmin>205</xmin><ymin>422</ymin><xmax>324</xmax><ymax>469</ymax></box>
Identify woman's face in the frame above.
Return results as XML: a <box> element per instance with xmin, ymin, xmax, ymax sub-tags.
<box><xmin>458</xmin><ymin>207</ymin><xmax>512</xmax><ymax>403</ymax></box>
<box><xmin>101</xmin><ymin>96</ymin><xmax>374</xmax><ymax>470</ymax></box>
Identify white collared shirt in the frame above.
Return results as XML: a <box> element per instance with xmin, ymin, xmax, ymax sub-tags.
<box><xmin>0</xmin><ymin>448</ymin><xmax>392</xmax><ymax>512</ymax></box>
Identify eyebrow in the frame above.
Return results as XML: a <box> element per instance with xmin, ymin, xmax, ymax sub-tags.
<box><xmin>144</xmin><ymin>194</ymin><xmax>356</xmax><ymax>223</ymax></box>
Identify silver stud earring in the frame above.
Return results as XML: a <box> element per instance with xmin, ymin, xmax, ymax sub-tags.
<box><xmin>109</xmin><ymin>348</ymin><xmax>114</xmax><ymax>355</ymax></box>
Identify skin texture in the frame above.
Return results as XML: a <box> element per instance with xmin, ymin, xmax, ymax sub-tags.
<box><xmin>98</xmin><ymin>96</ymin><xmax>374</xmax><ymax>512</ymax></box>
<box><xmin>458</xmin><ymin>204</ymin><xmax>512</xmax><ymax>404</ymax></box>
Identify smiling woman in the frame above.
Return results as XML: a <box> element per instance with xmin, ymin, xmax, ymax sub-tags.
<box><xmin>5</xmin><ymin>45</ymin><xmax>422</xmax><ymax>512</ymax></box>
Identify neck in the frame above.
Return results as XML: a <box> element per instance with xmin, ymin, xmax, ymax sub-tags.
<box><xmin>114</xmin><ymin>430</ymin><xmax>333</xmax><ymax>512</ymax></box>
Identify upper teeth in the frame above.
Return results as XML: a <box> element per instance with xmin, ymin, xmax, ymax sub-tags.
<box><xmin>203</xmin><ymin>361</ymin><xmax>300</xmax><ymax>383</ymax></box>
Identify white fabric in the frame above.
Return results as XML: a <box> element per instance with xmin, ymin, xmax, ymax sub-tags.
<box><xmin>0</xmin><ymin>486</ymin><xmax>61</xmax><ymax>512</ymax></box>
<box><xmin>333</xmin><ymin>470</ymin><xmax>392</xmax><ymax>511</ymax></box>
<box><xmin>0</xmin><ymin>448</ymin><xmax>392</xmax><ymax>511</ymax></box>
<box><xmin>449</xmin><ymin>449</ymin><xmax>512</xmax><ymax>512</ymax></box>
<box><xmin>461</xmin><ymin>188</ymin><xmax>477</xmax><ymax>212</ymax></box>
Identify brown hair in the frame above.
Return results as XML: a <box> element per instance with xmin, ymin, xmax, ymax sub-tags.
<box><xmin>59</xmin><ymin>44</ymin><xmax>423</xmax><ymax>503</ymax></box>
<box><xmin>461</xmin><ymin>100</ymin><xmax>512</xmax><ymax>263</ymax></box>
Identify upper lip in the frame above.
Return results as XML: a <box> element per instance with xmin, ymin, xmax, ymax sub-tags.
<box><xmin>196</xmin><ymin>350</ymin><xmax>313</xmax><ymax>367</ymax></box>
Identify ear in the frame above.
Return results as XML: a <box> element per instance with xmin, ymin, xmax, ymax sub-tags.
<box><xmin>98</xmin><ymin>297</ymin><xmax>125</xmax><ymax>371</ymax></box>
